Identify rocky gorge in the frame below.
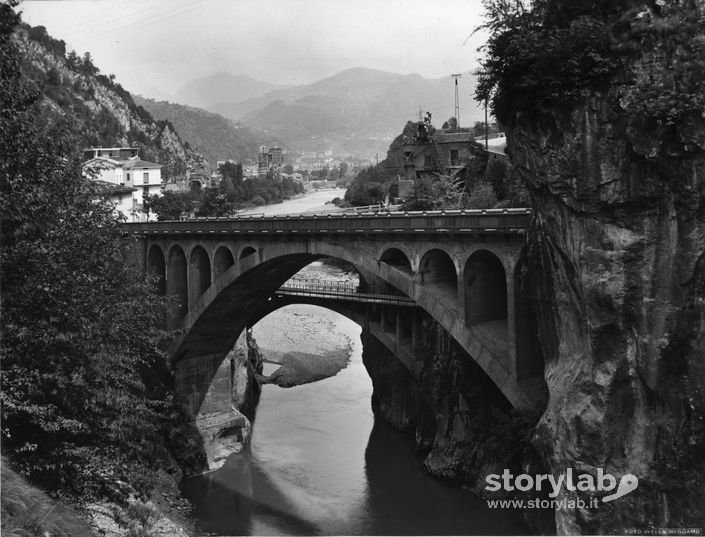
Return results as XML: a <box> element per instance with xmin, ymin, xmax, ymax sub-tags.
<box><xmin>509</xmin><ymin>95</ymin><xmax>705</xmax><ymax>532</ymax></box>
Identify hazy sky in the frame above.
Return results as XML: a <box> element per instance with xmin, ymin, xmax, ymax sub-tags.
<box><xmin>17</xmin><ymin>0</ymin><xmax>489</xmax><ymax>101</ymax></box>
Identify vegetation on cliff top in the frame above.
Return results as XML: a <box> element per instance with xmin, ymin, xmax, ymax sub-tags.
<box><xmin>1</xmin><ymin>2</ymin><xmax>186</xmax><ymax>520</ymax></box>
<box><xmin>477</xmin><ymin>0</ymin><xmax>705</xmax><ymax>154</ymax></box>
<box><xmin>17</xmin><ymin>18</ymin><xmax>208</xmax><ymax>178</ymax></box>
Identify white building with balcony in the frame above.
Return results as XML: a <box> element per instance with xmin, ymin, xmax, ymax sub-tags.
<box><xmin>83</xmin><ymin>148</ymin><xmax>163</xmax><ymax>222</ymax></box>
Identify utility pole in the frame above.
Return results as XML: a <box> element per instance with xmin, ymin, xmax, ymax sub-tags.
<box><xmin>451</xmin><ymin>73</ymin><xmax>461</xmax><ymax>129</ymax></box>
<box><xmin>484</xmin><ymin>99</ymin><xmax>489</xmax><ymax>150</ymax></box>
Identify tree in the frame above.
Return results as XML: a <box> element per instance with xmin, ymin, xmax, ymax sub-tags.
<box><xmin>218</xmin><ymin>160</ymin><xmax>243</xmax><ymax>188</ymax></box>
<box><xmin>1</xmin><ymin>4</ymin><xmax>178</xmax><ymax>501</ymax></box>
<box><xmin>197</xmin><ymin>188</ymin><xmax>234</xmax><ymax>217</ymax></box>
<box><xmin>466</xmin><ymin>182</ymin><xmax>498</xmax><ymax>209</ymax></box>
<box><xmin>442</xmin><ymin>117</ymin><xmax>458</xmax><ymax>130</ymax></box>
<box><xmin>145</xmin><ymin>191</ymin><xmax>190</xmax><ymax>220</ymax></box>
<box><xmin>401</xmin><ymin>175</ymin><xmax>469</xmax><ymax>211</ymax></box>
<box><xmin>484</xmin><ymin>158</ymin><xmax>509</xmax><ymax>199</ymax></box>
<box><xmin>81</xmin><ymin>51</ymin><xmax>98</xmax><ymax>76</ymax></box>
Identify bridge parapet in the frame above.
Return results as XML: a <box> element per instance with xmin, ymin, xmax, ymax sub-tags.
<box><xmin>120</xmin><ymin>208</ymin><xmax>530</xmax><ymax>236</ymax></box>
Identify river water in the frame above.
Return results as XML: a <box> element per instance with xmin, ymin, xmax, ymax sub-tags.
<box><xmin>238</xmin><ymin>188</ymin><xmax>348</xmax><ymax>216</ymax></box>
<box><xmin>181</xmin><ymin>315</ymin><xmax>527</xmax><ymax>536</ymax></box>
<box><xmin>180</xmin><ymin>191</ymin><xmax>528</xmax><ymax>535</ymax></box>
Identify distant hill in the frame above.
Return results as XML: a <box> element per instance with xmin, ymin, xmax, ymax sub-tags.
<box><xmin>208</xmin><ymin>67</ymin><xmax>484</xmax><ymax>157</ymax></box>
<box><xmin>134</xmin><ymin>96</ymin><xmax>278</xmax><ymax>168</ymax></box>
<box><xmin>173</xmin><ymin>72</ymin><xmax>290</xmax><ymax>109</ymax></box>
<box><xmin>17</xmin><ymin>24</ymin><xmax>208</xmax><ymax>177</ymax></box>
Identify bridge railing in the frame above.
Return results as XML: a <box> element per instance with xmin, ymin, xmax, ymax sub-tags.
<box><xmin>122</xmin><ymin>208</ymin><xmax>530</xmax><ymax>234</ymax></box>
<box><xmin>281</xmin><ymin>280</ymin><xmax>360</xmax><ymax>295</ymax></box>
<box><xmin>277</xmin><ymin>280</ymin><xmax>416</xmax><ymax>306</ymax></box>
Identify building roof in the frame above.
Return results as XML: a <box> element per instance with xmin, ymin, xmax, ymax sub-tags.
<box><xmin>85</xmin><ymin>146</ymin><xmax>137</xmax><ymax>152</ymax></box>
<box><xmin>94</xmin><ymin>180</ymin><xmax>137</xmax><ymax>196</ymax></box>
<box><xmin>84</xmin><ymin>156</ymin><xmax>162</xmax><ymax>170</ymax></box>
<box><xmin>122</xmin><ymin>159</ymin><xmax>162</xmax><ymax>170</ymax></box>
<box><xmin>84</xmin><ymin>156</ymin><xmax>122</xmax><ymax>168</ymax></box>
<box><xmin>486</xmin><ymin>144</ymin><xmax>507</xmax><ymax>156</ymax></box>
<box><xmin>435</xmin><ymin>131</ymin><xmax>475</xmax><ymax>144</ymax></box>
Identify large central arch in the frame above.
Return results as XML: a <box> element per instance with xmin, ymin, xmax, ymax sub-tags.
<box><xmin>144</xmin><ymin>237</ymin><xmax>538</xmax><ymax>413</ymax></box>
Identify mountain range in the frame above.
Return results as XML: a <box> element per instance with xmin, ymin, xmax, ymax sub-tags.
<box><xmin>172</xmin><ymin>72</ymin><xmax>290</xmax><ymax>110</ymax></box>
<box><xmin>133</xmin><ymin>96</ymin><xmax>278</xmax><ymax>168</ymax></box>
<box><xmin>176</xmin><ymin>67</ymin><xmax>485</xmax><ymax>158</ymax></box>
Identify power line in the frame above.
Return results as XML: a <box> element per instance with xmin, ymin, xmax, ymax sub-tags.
<box><xmin>62</xmin><ymin>0</ymin><xmax>220</xmax><ymax>50</ymax></box>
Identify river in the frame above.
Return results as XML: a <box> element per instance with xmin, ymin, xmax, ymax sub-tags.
<box><xmin>181</xmin><ymin>314</ymin><xmax>528</xmax><ymax>536</ymax></box>
<box><xmin>180</xmin><ymin>190</ymin><xmax>528</xmax><ymax>535</ymax></box>
<box><xmin>238</xmin><ymin>187</ymin><xmax>348</xmax><ymax>216</ymax></box>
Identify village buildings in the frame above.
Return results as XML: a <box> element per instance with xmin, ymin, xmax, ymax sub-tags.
<box><xmin>83</xmin><ymin>146</ymin><xmax>163</xmax><ymax>222</ymax></box>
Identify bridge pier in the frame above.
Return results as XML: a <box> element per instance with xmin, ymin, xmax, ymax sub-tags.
<box><xmin>411</xmin><ymin>309</ymin><xmax>419</xmax><ymax>350</ymax></box>
<box><xmin>506</xmin><ymin>261</ymin><xmax>517</xmax><ymax>381</ymax></box>
<box><xmin>173</xmin><ymin>333</ymin><xmax>260</xmax><ymax>473</ymax></box>
<box><xmin>380</xmin><ymin>305</ymin><xmax>390</xmax><ymax>334</ymax></box>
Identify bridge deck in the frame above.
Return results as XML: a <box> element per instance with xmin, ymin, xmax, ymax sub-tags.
<box><xmin>121</xmin><ymin>208</ymin><xmax>530</xmax><ymax>235</ymax></box>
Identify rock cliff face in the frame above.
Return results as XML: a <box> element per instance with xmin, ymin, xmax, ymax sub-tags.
<box><xmin>361</xmin><ymin>316</ymin><xmax>541</xmax><ymax>492</ymax></box>
<box><xmin>508</xmin><ymin>90</ymin><xmax>705</xmax><ymax>532</ymax></box>
<box><xmin>16</xmin><ymin>24</ymin><xmax>209</xmax><ymax>177</ymax></box>
<box><xmin>181</xmin><ymin>331</ymin><xmax>262</xmax><ymax>475</ymax></box>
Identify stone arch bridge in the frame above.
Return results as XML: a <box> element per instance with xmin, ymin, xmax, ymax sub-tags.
<box><xmin>122</xmin><ymin>209</ymin><xmax>544</xmax><ymax>416</ymax></box>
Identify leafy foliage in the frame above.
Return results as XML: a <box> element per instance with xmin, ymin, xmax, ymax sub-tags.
<box><xmin>1</xmin><ymin>456</ymin><xmax>95</xmax><ymax>536</ymax></box>
<box><xmin>401</xmin><ymin>176</ymin><xmax>464</xmax><ymax>210</ymax></box>
<box><xmin>344</xmin><ymin>166</ymin><xmax>388</xmax><ymax>206</ymax></box>
<box><xmin>1</xmin><ymin>4</ymin><xmax>180</xmax><ymax>502</ymax></box>
<box><xmin>476</xmin><ymin>0</ymin><xmax>622</xmax><ymax>123</ymax></box>
<box><xmin>144</xmin><ymin>191</ymin><xmax>192</xmax><ymax>221</ymax></box>
<box><xmin>477</xmin><ymin>0</ymin><xmax>705</xmax><ymax>139</ymax></box>
<box><xmin>148</xmin><ymin>175</ymin><xmax>305</xmax><ymax>220</ymax></box>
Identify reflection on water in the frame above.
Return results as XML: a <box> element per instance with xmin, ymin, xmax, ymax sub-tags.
<box><xmin>181</xmin><ymin>317</ymin><xmax>528</xmax><ymax>536</ymax></box>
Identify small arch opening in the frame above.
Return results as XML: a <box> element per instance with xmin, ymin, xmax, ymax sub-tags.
<box><xmin>419</xmin><ymin>248</ymin><xmax>457</xmax><ymax>295</ymax></box>
<box><xmin>167</xmin><ymin>245</ymin><xmax>188</xmax><ymax>326</ymax></box>
<box><xmin>190</xmin><ymin>246</ymin><xmax>211</xmax><ymax>304</ymax></box>
<box><xmin>240</xmin><ymin>246</ymin><xmax>257</xmax><ymax>261</ymax></box>
<box><xmin>214</xmin><ymin>246</ymin><xmax>235</xmax><ymax>279</ymax></box>
<box><xmin>380</xmin><ymin>248</ymin><xmax>412</xmax><ymax>274</ymax></box>
<box><xmin>465</xmin><ymin>250</ymin><xmax>507</xmax><ymax>327</ymax></box>
<box><xmin>147</xmin><ymin>244</ymin><xmax>166</xmax><ymax>296</ymax></box>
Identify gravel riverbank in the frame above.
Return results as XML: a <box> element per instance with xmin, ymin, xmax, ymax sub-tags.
<box><xmin>252</xmin><ymin>303</ymin><xmax>357</xmax><ymax>387</ymax></box>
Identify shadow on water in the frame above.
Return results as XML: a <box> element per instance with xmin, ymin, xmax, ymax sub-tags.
<box><xmin>182</xmin><ymin>416</ymin><xmax>529</xmax><ymax>536</ymax></box>
<box><xmin>363</xmin><ymin>419</ymin><xmax>529</xmax><ymax>536</ymax></box>
<box><xmin>180</xmin><ymin>445</ymin><xmax>321</xmax><ymax>536</ymax></box>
